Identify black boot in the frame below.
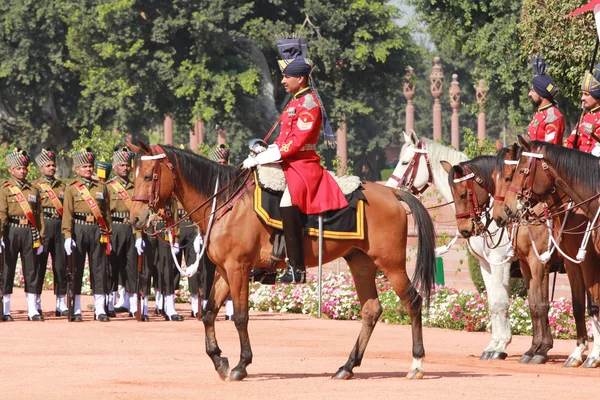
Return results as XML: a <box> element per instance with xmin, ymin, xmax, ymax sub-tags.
<box><xmin>276</xmin><ymin>206</ymin><xmax>306</xmax><ymax>284</ymax></box>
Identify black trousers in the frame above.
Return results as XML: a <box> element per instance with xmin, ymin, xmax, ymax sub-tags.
<box><xmin>109</xmin><ymin>223</ymin><xmax>137</xmax><ymax>294</ymax></box>
<box><xmin>3</xmin><ymin>225</ymin><xmax>40</xmax><ymax>294</ymax></box>
<box><xmin>72</xmin><ymin>224</ymin><xmax>109</xmax><ymax>295</ymax></box>
<box><xmin>178</xmin><ymin>224</ymin><xmax>201</xmax><ymax>294</ymax></box>
<box><xmin>202</xmin><ymin>255</ymin><xmax>216</xmax><ymax>301</ymax></box>
<box><xmin>144</xmin><ymin>222</ymin><xmax>179</xmax><ymax>296</ymax></box>
<box><xmin>37</xmin><ymin>218</ymin><xmax>66</xmax><ymax>295</ymax></box>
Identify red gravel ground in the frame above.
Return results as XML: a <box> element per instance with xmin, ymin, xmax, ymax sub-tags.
<box><xmin>2</xmin><ymin>287</ymin><xmax>597</xmax><ymax>400</ymax></box>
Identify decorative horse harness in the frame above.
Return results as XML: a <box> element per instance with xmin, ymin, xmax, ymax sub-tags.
<box><xmin>389</xmin><ymin>140</ymin><xmax>433</xmax><ymax>195</ymax></box>
<box><xmin>507</xmin><ymin>145</ymin><xmax>556</xmax><ymax>210</ymax></box>
<box><xmin>452</xmin><ymin>165</ymin><xmax>494</xmax><ymax>235</ymax></box>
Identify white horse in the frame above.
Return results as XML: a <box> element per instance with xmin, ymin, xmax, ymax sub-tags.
<box><xmin>386</xmin><ymin>130</ymin><xmax>513</xmax><ymax>360</ymax></box>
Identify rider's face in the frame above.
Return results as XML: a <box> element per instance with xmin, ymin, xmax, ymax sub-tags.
<box><xmin>281</xmin><ymin>75</ymin><xmax>306</xmax><ymax>94</ymax></box>
<box><xmin>582</xmin><ymin>91</ymin><xmax>600</xmax><ymax>109</ymax></box>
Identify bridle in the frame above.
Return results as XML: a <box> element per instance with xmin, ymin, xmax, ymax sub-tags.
<box><xmin>453</xmin><ymin>165</ymin><xmax>493</xmax><ymax>234</ymax></box>
<box><xmin>389</xmin><ymin>140</ymin><xmax>433</xmax><ymax>196</ymax></box>
<box><xmin>132</xmin><ymin>145</ymin><xmax>177</xmax><ymax>214</ymax></box>
<box><xmin>507</xmin><ymin>145</ymin><xmax>556</xmax><ymax>210</ymax></box>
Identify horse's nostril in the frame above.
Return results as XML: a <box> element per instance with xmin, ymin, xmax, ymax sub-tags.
<box><xmin>460</xmin><ymin>230</ymin><xmax>471</xmax><ymax>238</ymax></box>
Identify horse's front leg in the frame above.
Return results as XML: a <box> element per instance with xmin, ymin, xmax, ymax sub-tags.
<box><xmin>525</xmin><ymin>259</ymin><xmax>552</xmax><ymax>364</ymax></box>
<box><xmin>479</xmin><ymin>258</ymin><xmax>511</xmax><ymax>360</ymax></box>
<box><xmin>202</xmin><ymin>270</ymin><xmax>233</xmax><ymax>380</ymax></box>
<box><xmin>226</xmin><ymin>263</ymin><xmax>253</xmax><ymax>381</ymax></box>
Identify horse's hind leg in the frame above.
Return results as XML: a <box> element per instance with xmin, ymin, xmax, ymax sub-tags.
<box><xmin>332</xmin><ymin>251</ymin><xmax>381</xmax><ymax>380</ymax></box>
<box><xmin>202</xmin><ymin>271</ymin><xmax>233</xmax><ymax>380</ymax></box>
<box><xmin>226</xmin><ymin>263</ymin><xmax>253</xmax><ymax>381</ymax></box>
<box><xmin>563</xmin><ymin>260</ymin><xmax>588</xmax><ymax>367</ymax></box>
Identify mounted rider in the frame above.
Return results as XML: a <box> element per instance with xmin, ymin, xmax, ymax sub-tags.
<box><xmin>243</xmin><ymin>37</ymin><xmax>348</xmax><ymax>284</ymax></box>
<box><xmin>565</xmin><ymin>63</ymin><xmax>600</xmax><ymax>154</ymax></box>
<box><xmin>527</xmin><ymin>56</ymin><xmax>565</xmax><ymax>145</ymax></box>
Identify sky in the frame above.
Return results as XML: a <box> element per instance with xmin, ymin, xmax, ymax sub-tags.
<box><xmin>388</xmin><ymin>0</ymin><xmax>434</xmax><ymax>50</ymax></box>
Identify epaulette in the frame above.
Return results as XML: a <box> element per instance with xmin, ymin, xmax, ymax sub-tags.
<box><xmin>544</xmin><ymin>107</ymin><xmax>558</xmax><ymax>123</ymax></box>
<box><xmin>69</xmin><ymin>180</ymin><xmax>78</xmax><ymax>186</ymax></box>
<box><xmin>2</xmin><ymin>180</ymin><xmax>10</xmax><ymax>187</ymax></box>
<box><xmin>302</xmin><ymin>93</ymin><xmax>318</xmax><ymax>111</ymax></box>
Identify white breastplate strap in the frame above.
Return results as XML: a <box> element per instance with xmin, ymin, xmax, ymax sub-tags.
<box><xmin>521</xmin><ymin>151</ymin><xmax>544</xmax><ymax>159</ymax></box>
<box><xmin>141</xmin><ymin>154</ymin><xmax>166</xmax><ymax>160</ymax></box>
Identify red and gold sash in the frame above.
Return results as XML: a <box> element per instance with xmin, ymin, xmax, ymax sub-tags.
<box><xmin>8</xmin><ymin>185</ymin><xmax>41</xmax><ymax>248</ymax></box>
<box><xmin>108</xmin><ymin>180</ymin><xmax>132</xmax><ymax>211</ymax></box>
<box><xmin>74</xmin><ymin>181</ymin><xmax>111</xmax><ymax>254</ymax></box>
<box><xmin>39</xmin><ymin>182</ymin><xmax>64</xmax><ymax>216</ymax></box>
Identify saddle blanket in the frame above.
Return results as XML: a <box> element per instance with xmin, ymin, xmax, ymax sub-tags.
<box><xmin>253</xmin><ymin>165</ymin><xmax>366</xmax><ymax>240</ymax></box>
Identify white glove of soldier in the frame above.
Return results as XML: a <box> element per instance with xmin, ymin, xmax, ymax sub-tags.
<box><xmin>193</xmin><ymin>231</ymin><xmax>203</xmax><ymax>254</ymax></box>
<box><xmin>36</xmin><ymin>245</ymin><xmax>44</xmax><ymax>256</ymax></box>
<box><xmin>135</xmin><ymin>238</ymin><xmax>145</xmax><ymax>255</ymax></box>
<box><xmin>0</xmin><ymin>238</ymin><xmax>4</xmax><ymax>254</ymax></box>
<box><xmin>64</xmin><ymin>238</ymin><xmax>75</xmax><ymax>256</ymax></box>
<box><xmin>592</xmin><ymin>143</ymin><xmax>600</xmax><ymax>157</ymax></box>
<box><xmin>173</xmin><ymin>242</ymin><xmax>180</xmax><ymax>255</ymax></box>
<box><xmin>242</xmin><ymin>156</ymin><xmax>259</xmax><ymax>170</ymax></box>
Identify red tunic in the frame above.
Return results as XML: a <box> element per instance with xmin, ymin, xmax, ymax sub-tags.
<box><xmin>274</xmin><ymin>88</ymin><xmax>348</xmax><ymax>214</ymax></box>
<box><xmin>565</xmin><ymin>106</ymin><xmax>600</xmax><ymax>153</ymax></box>
<box><xmin>527</xmin><ymin>104</ymin><xmax>565</xmax><ymax>145</ymax></box>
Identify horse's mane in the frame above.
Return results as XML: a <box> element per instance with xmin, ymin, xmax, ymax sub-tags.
<box><xmin>495</xmin><ymin>144</ymin><xmax>523</xmax><ymax>172</ymax></box>
<box><xmin>536</xmin><ymin>141</ymin><xmax>600</xmax><ymax>192</ymax></box>
<box><xmin>136</xmin><ymin>145</ymin><xmax>244</xmax><ymax>202</ymax></box>
<box><xmin>419</xmin><ymin>137</ymin><xmax>469</xmax><ymax>167</ymax></box>
<box><xmin>449</xmin><ymin>155</ymin><xmax>496</xmax><ymax>193</ymax></box>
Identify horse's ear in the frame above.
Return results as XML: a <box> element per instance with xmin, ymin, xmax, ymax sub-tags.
<box><xmin>127</xmin><ymin>142</ymin><xmax>140</xmax><ymax>153</ymax></box>
<box><xmin>402</xmin><ymin>131</ymin><xmax>411</xmax><ymax>144</ymax></box>
<box><xmin>138</xmin><ymin>141</ymin><xmax>152</xmax><ymax>155</ymax></box>
<box><xmin>440</xmin><ymin>160</ymin><xmax>453</xmax><ymax>174</ymax></box>
<box><xmin>495</xmin><ymin>140</ymin><xmax>503</xmax><ymax>152</ymax></box>
<box><xmin>517</xmin><ymin>135</ymin><xmax>531</xmax><ymax>151</ymax></box>
<box><xmin>409</xmin><ymin>129</ymin><xmax>419</xmax><ymax>145</ymax></box>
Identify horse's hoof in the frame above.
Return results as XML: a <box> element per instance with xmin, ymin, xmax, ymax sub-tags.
<box><xmin>227</xmin><ymin>369</ymin><xmax>248</xmax><ymax>382</ymax></box>
<box><xmin>582</xmin><ymin>356</ymin><xmax>600</xmax><ymax>369</ymax></box>
<box><xmin>216</xmin><ymin>357</ymin><xmax>230</xmax><ymax>380</ymax></box>
<box><xmin>490</xmin><ymin>351</ymin><xmax>508</xmax><ymax>360</ymax></box>
<box><xmin>564</xmin><ymin>356</ymin><xmax>583</xmax><ymax>368</ymax></box>
<box><xmin>406</xmin><ymin>369</ymin><xmax>424</xmax><ymax>380</ymax></box>
<box><xmin>480</xmin><ymin>351</ymin><xmax>492</xmax><ymax>360</ymax></box>
<box><xmin>519</xmin><ymin>354</ymin><xmax>533</xmax><ymax>364</ymax></box>
<box><xmin>332</xmin><ymin>367</ymin><xmax>353</xmax><ymax>380</ymax></box>
<box><xmin>530</xmin><ymin>355</ymin><xmax>549</xmax><ymax>365</ymax></box>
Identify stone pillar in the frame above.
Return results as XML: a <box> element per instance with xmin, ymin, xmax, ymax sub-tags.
<box><xmin>403</xmin><ymin>66</ymin><xmax>416</xmax><ymax>134</ymax></box>
<box><xmin>217</xmin><ymin>127</ymin><xmax>226</xmax><ymax>145</ymax></box>
<box><xmin>430</xmin><ymin>57</ymin><xmax>444</xmax><ymax>142</ymax></box>
<box><xmin>163</xmin><ymin>115</ymin><xmax>173</xmax><ymax>145</ymax></box>
<box><xmin>336</xmin><ymin>117</ymin><xmax>348</xmax><ymax>176</ymax></box>
<box><xmin>449</xmin><ymin>74</ymin><xmax>461</xmax><ymax>150</ymax></box>
<box><xmin>195</xmin><ymin>120</ymin><xmax>204</xmax><ymax>144</ymax></box>
<box><xmin>189</xmin><ymin>120</ymin><xmax>203</xmax><ymax>151</ymax></box>
<box><xmin>476</xmin><ymin>79</ymin><xmax>488</xmax><ymax>142</ymax></box>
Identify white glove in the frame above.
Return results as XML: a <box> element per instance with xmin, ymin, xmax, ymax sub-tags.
<box><xmin>36</xmin><ymin>245</ymin><xmax>44</xmax><ymax>256</ymax></box>
<box><xmin>242</xmin><ymin>156</ymin><xmax>259</xmax><ymax>169</ymax></box>
<box><xmin>592</xmin><ymin>143</ymin><xmax>600</xmax><ymax>157</ymax></box>
<box><xmin>108</xmin><ymin>243</ymin><xmax>112</xmax><ymax>252</ymax></box>
<box><xmin>251</xmin><ymin>143</ymin><xmax>268</xmax><ymax>154</ymax></box>
<box><xmin>193</xmin><ymin>232</ymin><xmax>203</xmax><ymax>254</ymax></box>
<box><xmin>254</xmin><ymin>144</ymin><xmax>281</xmax><ymax>164</ymax></box>
<box><xmin>64</xmin><ymin>238</ymin><xmax>75</xmax><ymax>256</ymax></box>
<box><xmin>0</xmin><ymin>238</ymin><xmax>4</xmax><ymax>254</ymax></box>
<box><xmin>135</xmin><ymin>238</ymin><xmax>145</xmax><ymax>255</ymax></box>
<box><xmin>173</xmin><ymin>242</ymin><xmax>180</xmax><ymax>255</ymax></box>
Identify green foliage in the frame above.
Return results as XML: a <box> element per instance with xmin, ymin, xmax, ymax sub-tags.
<box><xmin>62</xmin><ymin>125</ymin><xmax>127</xmax><ymax>163</ymax></box>
<box><xmin>467</xmin><ymin>247</ymin><xmax>486</xmax><ymax>294</ymax></box>
<box><xmin>461</xmin><ymin>127</ymin><xmax>496</xmax><ymax>158</ymax></box>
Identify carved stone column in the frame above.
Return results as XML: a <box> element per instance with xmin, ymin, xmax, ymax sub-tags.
<box><xmin>476</xmin><ymin>79</ymin><xmax>488</xmax><ymax>142</ymax></box>
<box><xmin>217</xmin><ymin>126</ymin><xmax>227</xmax><ymax>145</ymax></box>
<box><xmin>189</xmin><ymin>120</ymin><xmax>203</xmax><ymax>151</ymax></box>
<box><xmin>403</xmin><ymin>66</ymin><xmax>416</xmax><ymax>134</ymax></box>
<box><xmin>449</xmin><ymin>74</ymin><xmax>461</xmax><ymax>150</ymax></box>
<box><xmin>164</xmin><ymin>115</ymin><xmax>173</xmax><ymax>145</ymax></box>
<box><xmin>430</xmin><ymin>57</ymin><xmax>444</xmax><ymax>142</ymax></box>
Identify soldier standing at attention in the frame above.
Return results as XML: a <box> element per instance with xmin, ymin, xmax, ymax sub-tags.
<box><xmin>107</xmin><ymin>147</ymin><xmax>137</xmax><ymax>318</ymax></box>
<box><xmin>62</xmin><ymin>148</ymin><xmax>112</xmax><ymax>322</ymax></box>
<box><xmin>566</xmin><ymin>63</ymin><xmax>600</xmax><ymax>155</ymax></box>
<box><xmin>33</xmin><ymin>149</ymin><xmax>68</xmax><ymax>317</ymax></box>
<box><xmin>0</xmin><ymin>149</ymin><xmax>45</xmax><ymax>321</ymax></box>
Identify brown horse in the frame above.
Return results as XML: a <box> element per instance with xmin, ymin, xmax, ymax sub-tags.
<box><xmin>502</xmin><ymin>135</ymin><xmax>600</xmax><ymax>368</ymax></box>
<box><xmin>129</xmin><ymin>142</ymin><xmax>436</xmax><ymax>381</ymax></box>
<box><xmin>492</xmin><ymin>143</ymin><xmax>590</xmax><ymax>366</ymax></box>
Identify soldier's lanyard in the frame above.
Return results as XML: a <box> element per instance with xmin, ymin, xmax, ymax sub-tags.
<box><xmin>74</xmin><ymin>181</ymin><xmax>111</xmax><ymax>255</ymax></box>
<box><xmin>39</xmin><ymin>182</ymin><xmax>64</xmax><ymax>216</ymax></box>
<box><xmin>108</xmin><ymin>180</ymin><xmax>133</xmax><ymax>211</ymax></box>
<box><xmin>8</xmin><ymin>185</ymin><xmax>41</xmax><ymax>248</ymax></box>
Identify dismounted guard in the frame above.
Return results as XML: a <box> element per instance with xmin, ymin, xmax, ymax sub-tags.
<box><xmin>242</xmin><ymin>37</ymin><xmax>348</xmax><ymax>283</ymax></box>
<box><xmin>566</xmin><ymin>63</ymin><xmax>600</xmax><ymax>154</ymax></box>
<box><xmin>33</xmin><ymin>148</ymin><xmax>68</xmax><ymax>317</ymax></box>
<box><xmin>0</xmin><ymin>149</ymin><xmax>45</xmax><ymax>321</ymax></box>
<box><xmin>107</xmin><ymin>147</ymin><xmax>137</xmax><ymax>318</ymax></box>
<box><xmin>527</xmin><ymin>56</ymin><xmax>565</xmax><ymax>145</ymax></box>
<box><xmin>62</xmin><ymin>148</ymin><xmax>112</xmax><ymax>322</ymax></box>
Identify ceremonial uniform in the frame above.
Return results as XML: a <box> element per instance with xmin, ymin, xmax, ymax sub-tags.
<box><xmin>0</xmin><ymin>162</ymin><xmax>46</xmax><ymax>320</ymax></box>
<box><xmin>527</xmin><ymin>104</ymin><xmax>565</xmax><ymax>145</ymax></box>
<box><xmin>62</xmin><ymin>149</ymin><xmax>112</xmax><ymax>321</ymax></box>
<box><xmin>565</xmin><ymin>106</ymin><xmax>600</xmax><ymax>152</ymax></box>
<box><xmin>176</xmin><ymin>203</ymin><xmax>200</xmax><ymax>313</ymax></box>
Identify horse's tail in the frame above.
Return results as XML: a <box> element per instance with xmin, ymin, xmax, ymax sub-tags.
<box><xmin>395</xmin><ymin>190</ymin><xmax>436</xmax><ymax>307</ymax></box>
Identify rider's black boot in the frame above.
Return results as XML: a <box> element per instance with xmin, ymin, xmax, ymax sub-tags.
<box><xmin>276</xmin><ymin>206</ymin><xmax>306</xmax><ymax>284</ymax></box>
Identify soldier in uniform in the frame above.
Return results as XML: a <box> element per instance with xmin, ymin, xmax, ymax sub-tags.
<box><xmin>62</xmin><ymin>148</ymin><xmax>112</xmax><ymax>322</ymax></box>
<box><xmin>176</xmin><ymin>195</ymin><xmax>199</xmax><ymax>317</ymax></box>
<box><xmin>566</xmin><ymin>63</ymin><xmax>600</xmax><ymax>154</ymax></box>
<box><xmin>107</xmin><ymin>147</ymin><xmax>137</xmax><ymax>318</ymax></box>
<box><xmin>243</xmin><ymin>37</ymin><xmax>348</xmax><ymax>284</ymax></box>
<box><xmin>94</xmin><ymin>160</ymin><xmax>112</xmax><ymax>183</ymax></box>
<box><xmin>33</xmin><ymin>149</ymin><xmax>68</xmax><ymax>317</ymax></box>
<box><xmin>0</xmin><ymin>149</ymin><xmax>45</xmax><ymax>321</ymax></box>
<box><xmin>527</xmin><ymin>56</ymin><xmax>565</xmax><ymax>145</ymax></box>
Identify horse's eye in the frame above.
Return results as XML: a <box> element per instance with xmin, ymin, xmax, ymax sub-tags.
<box><xmin>505</xmin><ymin>176</ymin><xmax>512</xmax><ymax>183</ymax></box>
<box><xmin>401</xmin><ymin>161</ymin><xmax>409</xmax><ymax>166</ymax></box>
<box><xmin>144</xmin><ymin>174</ymin><xmax>152</xmax><ymax>181</ymax></box>
<box><xmin>459</xmin><ymin>193</ymin><xmax>467</xmax><ymax>200</ymax></box>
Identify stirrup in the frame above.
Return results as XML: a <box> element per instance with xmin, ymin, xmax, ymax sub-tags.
<box><xmin>276</xmin><ymin>266</ymin><xmax>306</xmax><ymax>284</ymax></box>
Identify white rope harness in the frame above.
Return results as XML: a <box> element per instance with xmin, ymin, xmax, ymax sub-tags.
<box><xmin>435</xmin><ymin>230</ymin><xmax>460</xmax><ymax>257</ymax></box>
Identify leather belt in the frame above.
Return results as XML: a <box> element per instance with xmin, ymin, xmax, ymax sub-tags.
<box><xmin>74</xmin><ymin>213</ymin><xmax>97</xmax><ymax>225</ymax></box>
<box><xmin>300</xmin><ymin>143</ymin><xmax>316</xmax><ymax>151</ymax></box>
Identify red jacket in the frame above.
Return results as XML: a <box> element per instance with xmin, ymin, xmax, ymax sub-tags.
<box><xmin>527</xmin><ymin>104</ymin><xmax>565</xmax><ymax>145</ymax></box>
<box><xmin>274</xmin><ymin>88</ymin><xmax>348</xmax><ymax>214</ymax></box>
<box><xmin>565</xmin><ymin>106</ymin><xmax>600</xmax><ymax>153</ymax></box>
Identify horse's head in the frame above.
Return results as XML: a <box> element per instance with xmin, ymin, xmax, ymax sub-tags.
<box><xmin>385</xmin><ymin>130</ymin><xmax>432</xmax><ymax>195</ymax></box>
<box><xmin>442</xmin><ymin>160</ymin><xmax>491</xmax><ymax>238</ymax></box>
<box><xmin>130</xmin><ymin>142</ymin><xmax>177</xmax><ymax>231</ymax></box>
<box><xmin>492</xmin><ymin>142</ymin><xmax>520</xmax><ymax>227</ymax></box>
<box><xmin>503</xmin><ymin>135</ymin><xmax>554</xmax><ymax>220</ymax></box>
